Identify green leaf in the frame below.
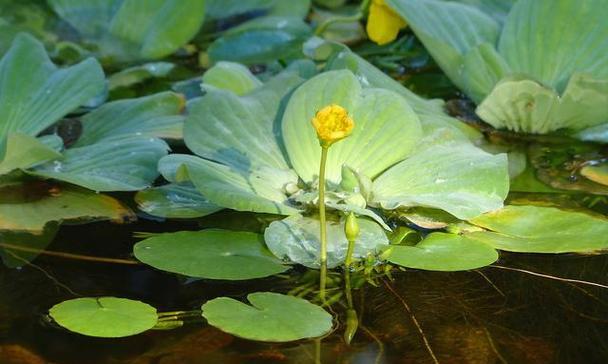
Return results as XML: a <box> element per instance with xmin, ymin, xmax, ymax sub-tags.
<box><xmin>0</xmin><ymin>184</ymin><xmax>133</xmax><ymax>234</ymax></box>
<box><xmin>134</xmin><ymin>230</ymin><xmax>289</xmax><ymax>280</ymax></box>
<box><xmin>31</xmin><ymin>136</ymin><xmax>168</xmax><ymax>192</ymax></box>
<box><xmin>0</xmin><ymin>133</ymin><xmax>62</xmax><ymax>175</ymax></box>
<box><xmin>161</xmin><ymin>154</ymin><xmax>299</xmax><ymax>215</ymax></box>
<box><xmin>264</xmin><ymin>214</ymin><xmax>389</xmax><ymax>268</ymax></box>
<box><xmin>466</xmin><ymin>205</ymin><xmax>608</xmax><ymax>253</ymax></box>
<box><xmin>49</xmin><ymin>0</ymin><xmax>206</xmax><ymax>62</ymax></box>
<box><xmin>461</xmin><ymin>43</ymin><xmax>510</xmax><ymax>103</ymax></box>
<box><xmin>327</xmin><ymin>50</ymin><xmax>446</xmax><ymax>116</ymax></box>
<box><xmin>135</xmin><ymin>183</ymin><xmax>221</xmax><ymax>218</ymax></box>
<box><xmin>208</xmin><ymin>16</ymin><xmax>311</xmax><ymax>65</ymax></box>
<box><xmin>386</xmin><ymin>0</ymin><xmax>500</xmax><ymax>92</ymax></box>
<box><xmin>372</xmin><ymin>141</ymin><xmax>509</xmax><ymax>220</ymax></box>
<box><xmin>387</xmin><ymin>232</ymin><xmax>498</xmax><ymax>271</ymax></box>
<box><xmin>205</xmin><ymin>0</ymin><xmax>274</xmax><ymax>19</ymax></box>
<box><xmin>282</xmin><ymin>70</ymin><xmax>422</xmax><ymax>184</ymax></box>
<box><xmin>108</xmin><ymin>62</ymin><xmax>175</xmax><ymax>91</ymax></box>
<box><xmin>0</xmin><ymin>33</ymin><xmax>104</xmax><ymax>139</ymax></box>
<box><xmin>202</xmin><ymin>61</ymin><xmax>263</xmax><ymax>95</ymax></box>
<box><xmin>50</xmin><ymin>297</ymin><xmax>157</xmax><ymax>338</ymax></box>
<box><xmin>202</xmin><ymin>292</ymin><xmax>332</xmax><ymax>342</ymax></box>
<box><xmin>476</xmin><ymin>74</ymin><xmax>608</xmax><ymax>133</ymax></box>
<box><xmin>498</xmin><ymin>0</ymin><xmax>608</xmax><ymax>92</ymax></box>
<box><xmin>184</xmin><ymin>72</ymin><xmax>304</xmax><ymax>171</ymax></box>
<box><xmin>74</xmin><ymin>92</ymin><xmax>185</xmax><ymax>146</ymax></box>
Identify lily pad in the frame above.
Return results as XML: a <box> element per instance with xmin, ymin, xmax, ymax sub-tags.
<box><xmin>264</xmin><ymin>214</ymin><xmax>389</xmax><ymax>268</ymax></box>
<box><xmin>386</xmin><ymin>232</ymin><xmax>499</xmax><ymax>271</ymax></box>
<box><xmin>49</xmin><ymin>297</ymin><xmax>157</xmax><ymax>338</ymax></box>
<box><xmin>134</xmin><ymin>230</ymin><xmax>289</xmax><ymax>280</ymax></box>
<box><xmin>202</xmin><ymin>61</ymin><xmax>262</xmax><ymax>96</ymax></box>
<box><xmin>466</xmin><ymin>205</ymin><xmax>608</xmax><ymax>253</ymax></box>
<box><xmin>202</xmin><ymin>292</ymin><xmax>332</xmax><ymax>342</ymax></box>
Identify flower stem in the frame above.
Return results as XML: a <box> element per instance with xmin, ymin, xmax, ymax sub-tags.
<box><xmin>318</xmin><ymin>145</ymin><xmax>329</xmax><ymax>301</ymax></box>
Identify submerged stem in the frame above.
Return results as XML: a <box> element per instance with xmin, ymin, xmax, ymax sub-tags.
<box><xmin>319</xmin><ymin>145</ymin><xmax>329</xmax><ymax>301</ymax></box>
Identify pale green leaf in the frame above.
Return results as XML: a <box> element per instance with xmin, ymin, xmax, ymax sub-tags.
<box><xmin>476</xmin><ymin>74</ymin><xmax>608</xmax><ymax>133</ymax></box>
<box><xmin>498</xmin><ymin>0</ymin><xmax>608</xmax><ymax>92</ymax></box>
<box><xmin>202</xmin><ymin>61</ymin><xmax>262</xmax><ymax>95</ymax></box>
<box><xmin>282</xmin><ymin>70</ymin><xmax>422</xmax><ymax>184</ymax></box>
<box><xmin>50</xmin><ymin>297</ymin><xmax>157</xmax><ymax>338</ymax></box>
<box><xmin>134</xmin><ymin>230</ymin><xmax>289</xmax><ymax>280</ymax></box>
<box><xmin>387</xmin><ymin>0</ymin><xmax>500</xmax><ymax>92</ymax></box>
<box><xmin>202</xmin><ymin>292</ymin><xmax>332</xmax><ymax>342</ymax></box>
<box><xmin>31</xmin><ymin>136</ymin><xmax>168</xmax><ymax>192</ymax></box>
<box><xmin>372</xmin><ymin>142</ymin><xmax>509</xmax><ymax>220</ymax></box>
<box><xmin>74</xmin><ymin>92</ymin><xmax>185</xmax><ymax>146</ymax></box>
<box><xmin>0</xmin><ymin>33</ymin><xmax>104</xmax><ymax>139</ymax></box>
<box><xmin>160</xmin><ymin>154</ymin><xmax>299</xmax><ymax>215</ymax></box>
<box><xmin>466</xmin><ymin>205</ymin><xmax>608</xmax><ymax>253</ymax></box>
<box><xmin>264</xmin><ymin>214</ymin><xmax>389</xmax><ymax>268</ymax></box>
<box><xmin>135</xmin><ymin>183</ymin><xmax>221</xmax><ymax>218</ymax></box>
<box><xmin>0</xmin><ymin>133</ymin><xmax>62</xmax><ymax>175</ymax></box>
<box><xmin>387</xmin><ymin>232</ymin><xmax>498</xmax><ymax>271</ymax></box>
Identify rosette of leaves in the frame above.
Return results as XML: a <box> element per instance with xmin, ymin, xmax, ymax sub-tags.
<box><xmin>0</xmin><ymin>34</ymin><xmax>184</xmax><ymax>265</ymax></box>
<box><xmin>47</xmin><ymin>0</ymin><xmax>206</xmax><ymax>64</ymax></box>
<box><xmin>386</xmin><ymin>0</ymin><xmax>608</xmax><ymax>138</ymax></box>
<box><xmin>142</xmin><ymin>64</ymin><xmax>509</xmax><ymax>269</ymax></box>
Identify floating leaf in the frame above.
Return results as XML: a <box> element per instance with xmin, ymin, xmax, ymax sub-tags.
<box><xmin>134</xmin><ymin>230</ymin><xmax>289</xmax><ymax>280</ymax></box>
<box><xmin>466</xmin><ymin>205</ymin><xmax>608</xmax><ymax>253</ymax></box>
<box><xmin>135</xmin><ymin>183</ymin><xmax>221</xmax><ymax>218</ymax></box>
<box><xmin>208</xmin><ymin>16</ymin><xmax>311</xmax><ymax>65</ymax></box>
<box><xmin>108</xmin><ymin>62</ymin><xmax>176</xmax><ymax>91</ymax></box>
<box><xmin>50</xmin><ymin>297</ymin><xmax>157</xmax><ymax>338</ymax></box>
<box><xmin>264</xmin><ymin>214</ymin><xmax>389</xmax><ymax>268</ymax></box>
<box><xmin>202</xmin><ymin>61</ymin><xmax>262</xmax><ymax>96</ymax></box>
<box><xmin>0</xmin><ymin>223</ymin><xmax>59</xmax><ymax>268</ymax></box>
<box><xmin>0</xmin><ymin>184</ymin><xmax>133</xmax><ymax>234</ymax></box>
<box><xmin>386</xmin><ymin>232</ymin><xmax>498</xmax><ymax>271</ymax></box>
<box><xmin>372</xmin><ymin>141</ymin><xmax>509</xmax><ymax>220</ymax></box>
<box><xmin>48</xmin><ymin>0</ymin><xmax>206</xmax><ymax>62</ymax></box>
<box><xmin>202</xmin><ymin>292</ymin><xmax>332</xmax><ymax>342</ymax></box>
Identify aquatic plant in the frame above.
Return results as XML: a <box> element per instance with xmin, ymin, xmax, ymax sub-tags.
<box><xmin>385</xmin><ymin>0</ymin><xmax>608</xmax><ymax>137</ymax></box>
<box><xmin>47</xmin><ymin>0</ymin><xmax>206</xmax><ymax>64</ymax></box>
<box><xmin>0</xmin><ymin>34</ymin><xmax>183</xmax><ymax>265</ymax></box>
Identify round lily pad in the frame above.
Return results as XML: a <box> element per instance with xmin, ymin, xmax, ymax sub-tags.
<box><xmin>134</xmin><ymin>230</ymin><xmax>289</xmax><ymax>280</ymax></box>
<box><xmin>49</xmin><ymin>297</ymin><xmax>157</xmax><ymax>338</ymax></box>
<box><xmin>202</xmin><ymin>292</ymin><xmax>333</xmax><ymax>342</ymax></box>
<box><xmin>387</xmin><ymin>233</ymin><xmax>498</xmax><ymax>271</ymax></box>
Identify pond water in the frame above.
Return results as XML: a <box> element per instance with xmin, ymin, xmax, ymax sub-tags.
<box><xmin>1</xmin><ymin>205</ymin><xmax>607</xmax><ymax>364</ymax></box>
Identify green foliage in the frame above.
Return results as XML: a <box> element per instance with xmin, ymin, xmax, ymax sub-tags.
<box><xmin>49</xmin><ymin>297</ymin><xmax>158</xmax><ymax>338</ymax></box>
<box><xmin>202</xmin><ymin>292</ymin><xmax>332</xmax><ymax>342</ymax></box>
<box><xmin>387</xmin><ymin>0</ymin><xmax>608</xmax><ymax>135</ymax></box>
<box><xmin>134</xmin><ymin>230</ymin><xmax>289</xmax><ymax>280</ymax></box>
<box><xmin>48</xmin><ymin>0</ymin><xmax>206</xmax><ymax>63</ymax></box>
<box><xmin>135</xmin><ymin>183</ymin><xmax>221</xmax><ymax>219</ymax></box>
<box><xmin>466</xmin><ymin>205</ymin><xmax>608</xmax><ymax>253</ymax></box>
<box><xmin>387</xmin><ymin>232</ymin><xmax>499</xmax><ymax>271</ymax></box>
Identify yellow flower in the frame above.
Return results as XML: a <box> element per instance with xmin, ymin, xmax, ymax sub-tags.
<box><xmin>311</xmin><ymin>104</ymin><xmax>355</xmax><ymax>147</ymax></box>
<box><xmin>366</xmin><ymin>0</ymin><xmax>407</xmax><ymax>45</ymax></box>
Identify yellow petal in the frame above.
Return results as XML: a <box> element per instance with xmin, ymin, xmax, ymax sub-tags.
<box><xmin>366</xmin><ymin>0</ymin><xmax>407</xmax><ymax>45</ymax></box>
<box><xmin>311</xmin><ymin>104</ymin><xmax>355</xmax><ymax>146</ymax></box>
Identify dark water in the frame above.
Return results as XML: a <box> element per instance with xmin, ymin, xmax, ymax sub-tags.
<box><xmin>1</xmin><ymin>209</ymin><xmax>607</xmax><ymax>364</ymax></box>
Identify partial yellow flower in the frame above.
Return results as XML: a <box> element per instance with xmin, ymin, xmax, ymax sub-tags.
<box><xmin>311</xmin><ymin>104</ymin><xmax>355</xmax><ymax>147</ymax></box>
<box><xmin>366</xmin><ymin>0</ymin><xmax>407</xmax><ymax>45</ymax></box>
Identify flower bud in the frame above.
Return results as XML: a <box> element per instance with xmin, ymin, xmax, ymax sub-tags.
<box><xmin>345</xmin><ymin>212</ymin><xmax>360</xmax><ymax>242</ymax></box>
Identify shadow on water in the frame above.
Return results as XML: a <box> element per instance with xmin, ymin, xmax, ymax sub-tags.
<box><xmin>0</xmin><ymin>212</ymin><xmax>607</xmax><ymax>364</ymax></box>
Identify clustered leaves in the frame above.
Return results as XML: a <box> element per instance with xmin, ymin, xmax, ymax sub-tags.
<box><xmin>0</xmin><ymin>0</ymin><xmax>606</xmax><ymax>344</ymax></box>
